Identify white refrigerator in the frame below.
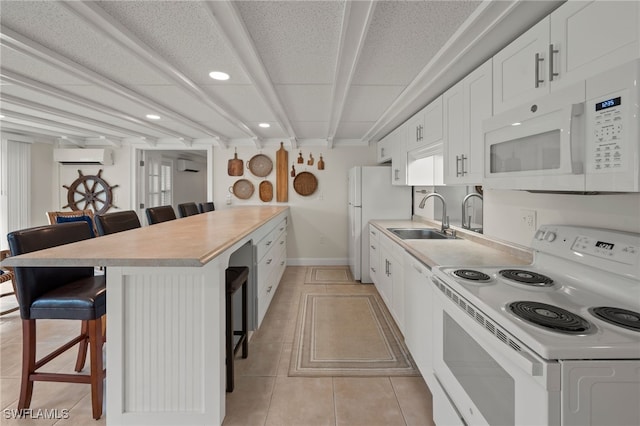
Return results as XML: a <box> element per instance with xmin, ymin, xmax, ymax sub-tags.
<box><xmin>348</xmin><ymin>166</ymin><xmax>412</xmax><ymax>283</ymax></box>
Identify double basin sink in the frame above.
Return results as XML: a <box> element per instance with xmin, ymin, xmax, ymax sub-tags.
<box><xmin>387</xmin><ymin>228</ymin><xmax>458</xmax><ymax>240</ymax></box>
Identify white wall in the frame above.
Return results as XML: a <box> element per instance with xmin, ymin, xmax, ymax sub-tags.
<box><xmin>213</xmin><ymin>145</ymin><xmax>377</xmax><ymax>264</ymax></box>
<box><xmin>30</xmin><ymin>142</ymin><xmax>55</xmax><ymax>226</ymax></box>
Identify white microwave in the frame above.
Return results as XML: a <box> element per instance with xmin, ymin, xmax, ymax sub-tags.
<box><xmin>483</xmin><ymin>59</ymin><xmax>640</xmax><ymax>192</ymax></box>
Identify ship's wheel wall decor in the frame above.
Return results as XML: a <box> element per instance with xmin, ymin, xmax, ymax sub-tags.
<box><xmin>63</xmin><ymin>169</ymin><xmax>118</xmax><ymax>215</ymax></box>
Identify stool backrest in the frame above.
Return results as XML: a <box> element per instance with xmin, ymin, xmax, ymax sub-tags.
<box><xmin>178</xmin><ymin>202</ymin><xmax>199</xmax><ymax>218</ymax></box>
<box><xmin>7</xmin><ymin>222</ymin><xmax>95</xmax><ymax>319</ymax></box>
<box><xmin>95</xmin><ymin>210</ymin><xmax>141</xmax><ymax>236</ymax></box>
<box><xmin>47</xmin><ymin>209</ymin><xmax>97</xmax><ymax>237</ymax></box>
<box><xmin>145</xmin><ymin>205</ymin><xmax>177</xmax><ymax>225</ymax></box>
<box><xmin>199</xmin><ymin>202</ymin><xmax>215</xmax><ymax>213</ymax></box>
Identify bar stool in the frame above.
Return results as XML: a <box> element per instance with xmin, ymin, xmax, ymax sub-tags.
<box><xmin>0</xmin><ymin>250</ymin><xmax>18</xmax><ymax>316</ymax></box>
<box><xmin>198</xmin><ymin>202</ymin><xmax>215</xmax><ymax>213</ymax></box>
<box><xmin>226</xmin><ymin>266</ymin><xmax>249</xmax><ymax>392</ymax></box>
<box><xmin>7</xmin><ymin>222</ymin><xmax>106</xmax><ymax>420</ymax></box>
<box><xmin>95</xmin><ymin>210</ymin><xmax>141</xmax><ymax>235</ymax></box>
<box><xmin>178</xmin><ymin>202</ymin><xmax>199</xmax><ymax>218</ymax></box>
<box><xmin>145</xmin><ymin>205</ymin><xmax>176</xmax><ymax>225</ymax></box>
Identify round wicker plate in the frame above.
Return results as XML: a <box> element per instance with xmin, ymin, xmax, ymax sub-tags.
<box><xmin>248</xmin><ymin>154</ymin><xmax>273</xmax><ymax>177</ymax></box>
<box><xmin>230</xmin><ymin>179</ymin><xmax>254</xmax><ymax>199</ymax></box>
<box><xmin>293</xmin><ymin>171</ymin><xmax>318</xmax><ymax>196</ymax></box>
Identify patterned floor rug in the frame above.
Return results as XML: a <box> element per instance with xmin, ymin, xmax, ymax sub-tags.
<box><xmin>304</xmin><ymin>266</ymin><xmax>354</xmax><ymax>285</ymax></box>
<box><xmin>289</xmin><ymin>293</ymin><xmax>419</xmax><ymax>377</ymax></box>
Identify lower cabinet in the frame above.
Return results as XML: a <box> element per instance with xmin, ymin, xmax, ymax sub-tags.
<box><xmin>403</xmin><ymin>252</ymin><xmax>434</xmax><ymax>384</ymax></box>
<box><xmin>256</xmin><ymin>215</ymin><xmax>287</xmax><ymax>327</ymax></box>
<box><xmin>369</xmin><ymin>225</ymin><xmax>380</xmax><ymax>285</ymax></box>
<box><xmin>379</xmin><ymin>232</ymin><xmax>405</xmax><ymax>332</ymax></box>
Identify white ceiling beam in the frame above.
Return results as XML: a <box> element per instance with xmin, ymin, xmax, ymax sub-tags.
<box><xmin>326</xmin><ymin>1</ymin><xmax>376</xmax><ymax>149</ymax></box>
<box><xmin>0</xmin><ymin>93</ymin><xmax>153</xmax><ymax>141</ymax></box>
<box><xmin>62</xmin><ymin>1</ymin><xmax>256</xmax><ymax>140</ymax></box>
<box><xmin>0</xmin><ymin>70</ymin><xmax>189</xmax><ymax>140</ymax></box>
<box><xmin>56</xmin><ymin>135</ymin><xmax>86</xmax><ymax>147</ymax></box>
<box><xmin>0</xmin><ymin>124</ymin><xmax>58</xmax><ymax>142</ymax></box>
<box><xmin>85</xmin><ymin>136</ymin><xmax>122</xmax><ymax>147</ymax></box>
<box><xmin>0</xmin><ymin>109</ymin><xmax>103</xmax><ymax>141</ymax></box>
<box><xmin>203</xmin><ymin>1</ymin><xmax>298</xmax><ymax>142</ymax></box>
<box><xmin>289</xmin><ymin>138</ymin><xmax>298</xmax><ymax>150</ymax></box>
<box><xmin>252</xmin><ymin>137</ymin><xmax>262</xmax><ymax>150</ymax></box>
<box><xmin>0</xmin><ymin>27</ymin><xmax>225</xmax><ymax>142</ymax></box>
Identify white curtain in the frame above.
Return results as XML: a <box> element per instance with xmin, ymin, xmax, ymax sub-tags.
<box><xmin>0</xmin><ymin>138</ymin><xmax>31</xmax><ymax>250</ymax></box>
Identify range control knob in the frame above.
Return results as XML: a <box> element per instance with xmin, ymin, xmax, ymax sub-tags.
<box><xmin>544</xmin><ymin>231</ymin><xmax>557</xmax><ymax>242</ymax></box>
<box><xmin>534</xmin><ymin>230</ymin><xmax>546</xmax><ymax>240</ymax></box>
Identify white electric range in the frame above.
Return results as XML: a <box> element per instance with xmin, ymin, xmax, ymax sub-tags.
<box><xmin>430</xmin><ymin>225</ymin><xmax>640</xmax><ymax>426</ymax></box>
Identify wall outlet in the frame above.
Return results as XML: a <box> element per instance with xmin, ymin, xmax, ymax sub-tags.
<box><xmin>520</xmin><ymin>209</ymin><xmax>536</xmax><ymax>231</ymax></box>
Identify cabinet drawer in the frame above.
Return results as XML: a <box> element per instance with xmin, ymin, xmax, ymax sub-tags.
<box><xmin>256</xmin><ymin>218</ymin><xmax>287</xmax><ymax>261</ymax></box>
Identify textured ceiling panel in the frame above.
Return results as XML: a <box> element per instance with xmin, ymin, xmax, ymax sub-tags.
<box><xmin>0</xmin><ymin>1</ymin><xmax>173</xmax><ymax>85</ymax></box>
<box><xmin>235</xmin><ymin>1</ymin><xmax>344</xmax><ymax>84</ymax></box>
<box><xmin>291</xmin><ymin>121</ymin><xmax>329</xmax><ymax>140</ymax></box>
<box><xmin>275</xmin><ymin>85</ymin><xmax>332</xmax><ymax>123</ymax></box>
<box><xmin>352</xmin><ymin>0</ymin><xmax>481</xmax><ymax>85</ymax></box>
<box><xmin>0</xmin><ymin>47</ymin><xmax>90</xmax><ymax>86</ymax></box>
<box><xmin>205</xmin><ymin>85</ymin><xmax>278</xmax><ymax>123</ymax></box>
<box><xmin>335</xmin><ymin>121</ymin><xmax>377</xmax><ymax>140</ymax></box>
<box><xmin>340</xmin><ymin>85</ymin><xmax>406</xmax><ymax>122</ymax></box>
<box><xmin>96</xmin><ymin>1</ymin><xmax>252</xmax><ymax>85</ymax></box>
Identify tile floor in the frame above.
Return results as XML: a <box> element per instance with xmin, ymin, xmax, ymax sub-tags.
<box><xmin>0</xmin><ymin>266</ymin><xmax>435</xmax><ymax>425</ymax></box>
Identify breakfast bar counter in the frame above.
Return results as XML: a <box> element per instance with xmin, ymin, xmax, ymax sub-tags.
<box><xmin>3</xmin><ymin>206</ymin><xmax>289</xmax><ymax>426</ymax></box>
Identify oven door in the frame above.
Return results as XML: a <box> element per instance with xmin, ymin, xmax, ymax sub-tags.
<box><xmin>483</xmin><ymin>82</ymin><xmax>586</xmax><ymax>191</ymax></box>
<box><xmin>431</xmin><ymin>276</ymin><xmax>560</xmax><ymax>425</ymax></box>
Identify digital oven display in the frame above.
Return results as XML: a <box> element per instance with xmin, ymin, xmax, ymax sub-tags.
<box><xmin>595</xmin><ymin>96</ymin><xmax>621</xmax><ymax>111</ymax></box>
<box><xmin>595</xmin><ymin>241</ymin><xmax>615</xmax><ymax>250</ymax></box>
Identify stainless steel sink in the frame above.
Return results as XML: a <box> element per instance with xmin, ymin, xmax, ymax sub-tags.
<box><xmin>387</xmin><ymin>228</ymin><xmax>457</xmax><ymax>240</ymax></box>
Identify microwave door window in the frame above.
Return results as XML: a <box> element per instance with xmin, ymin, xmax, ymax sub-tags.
<box><xmin>490</xmin><ymin>130</ymin><xmax>561</xmax><ymax>173</ymax></box>
<box><xmin>443</xmin><ymin>313</ymin><xmax>515</xmax><ymax>425</ymax></box>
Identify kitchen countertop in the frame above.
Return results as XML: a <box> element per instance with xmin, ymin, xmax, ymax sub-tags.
<box><xmin>370</xmin><ymin>218</ymin><xmax>532</xmax><ymax>269</ymax></box>
<box><xmin>3</xmin><ymin>206</ymin><xmax>289</xmax><ymax>268</ymax></box>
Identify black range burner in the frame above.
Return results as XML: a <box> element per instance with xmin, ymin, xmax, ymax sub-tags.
<box><xmin>499</xmin><ymin>269</ymin><xmax>554</xmax><ymax>287</ymax></box>
<box><xmin>453</xmin><ymin>269</ymin><xmax>491</xmax><ymax>282</ymax></box>
<box><xmin>589</xmin><ymin>307</ymin><xmax>640</xmax><ymax>332</ymax></box>
<box><xmin>508</xmin><ymin>301</ymin><xmax>592</xmax><ymax>334</ymax></box>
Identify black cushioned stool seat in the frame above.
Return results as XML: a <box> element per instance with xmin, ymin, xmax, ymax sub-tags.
<box><xmin>225</xmin><ymin>266</ymin><xmax>249</xmax><ymax>392</ymax></box>
<box><xmin>95</xmin><ymin>210</ymin><xmax>141</xmax><ymax>236</ymax></box>
<box><xmin>7</xmin><ymin>222</ymin><xmax>106</xmax><ymax>420</ymax></box>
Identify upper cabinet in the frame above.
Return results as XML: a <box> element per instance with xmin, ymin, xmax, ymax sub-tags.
<box><xmin>390</xmin><ymin>125</ymin><xmax>408</xmax><ymax>186</ymax></box>
<box><xmin>406</xmin><ymin>97</ymin><xmax>443</xmax><ymax>152</ymax></box>
<box><xmin>444</xmin><ymin>60</ymin><xmax>492</xmax><ymax>185</ymax></box>
<box><xmin>377</xmin><ymin>133</ymin><xmax>393</xmax><ymax>163</ymax></box>
<box><xmin>493</xmin><ymin>1</ymin><xmax>640</xmax><ymax>115</ymax></box>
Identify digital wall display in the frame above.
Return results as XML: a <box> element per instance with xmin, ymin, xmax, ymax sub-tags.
<box><xmin>595</xmin><ymin>96</ymin><xmax>621</xmax><ymax>111</ymax></box>
<box><xmin>595</xmin><ymin>241</ymin><xmax>615</xmax><ymax>250</ymax></box>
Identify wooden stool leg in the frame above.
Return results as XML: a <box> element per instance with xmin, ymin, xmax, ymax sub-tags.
<box><xmin>18</xmin><ymin>319</ymin><xmax>36</xmax><ymax>411</ymax></box>
<box><xmin>88</xmin><ymin>317</ymin><xmax>104</xmax><ymax>420</ymax></box>
<box><xmin>75</xmin><ymin>320</ymin><xmax>89</xmax><ymax>372</ymax></box>
<box><xmin>226</xmin><ymin>291</ymin><xmax>234</xmax><ymax>392</ymax></box>
<box><xmin>241</xmin><ymin>282</ymin><xmax>248</xmax><ymax>358</ymax></box>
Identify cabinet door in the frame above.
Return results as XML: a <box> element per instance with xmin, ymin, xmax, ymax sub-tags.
<box><xmin>404</xmin><ymin>254</ymin><xmax>433</xmax><ymax>377</ymax></box>
<box><xmin>389</xmin><ymin>250</ymin><xmax>404</xmax><ymax>332</ymax></box>
<box><xmin>390</xmin><ymin>126</ymin><xmax>408</xmax><ymax>186</ymax></box>
<box><xmin>464</xmin><ymin>59</ymin><xmax>492</xmax><ymax>183</ymax></box>
<box><xmin>405</xmin><ymin>110</ymin><xmax>425</xmax><ymax>152</ymax></box>
<box><xmin>377</xmin><ymin>134</ymin><xmax>392</xmax><ymax>163</ymax></box>
<box><xmin>493</xmin><ymin>17</ymin><xmax>550</xmax><ymax>114</ymax></box>
<box><xmin>369</xmin><ymin>226</ymin><xmax>380</xmax><ymax>285</ymax></box>
<box><xmin>422</xmin><ymin>96</ymin><xmax>443</xmax><ymax>147</ymax></box>
<box><xmin>443</xmin><ymin>80</ymin><xmax>465</xmax><ymax>184</ymax></box>
<box><xmin>550</xmin><ymin>0</ymin><xmax>640</xmax><ymax>91</ymax></box>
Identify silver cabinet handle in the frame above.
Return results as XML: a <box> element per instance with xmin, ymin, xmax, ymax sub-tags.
<box><xmin>371</xmin><ymin>245</ymin><xmax>376</xmax><ymax>250</ymax></box>
<box><xmin>534</xmin><ymin>53</ymin><xmax>544</xmax><ymax>88</ymax></box>
<box><xmin>280</xmin><ymin>260</ymin><xmax>285</xmax><ymax>266</ymax></box>
<box><xmin>267</xmin><ymin>286</ymin><xmax>273</xmax><ymax>293</ymax></box>
<box><xmin>456</xmin><ymin>155</ymin><xmax>462</xmax><ymax>177</ymax></box>
<box><xmin>461</xmin><ymin>154</ymin><xmax>467</xmax><ymax>176</ymax></box>
<box><xmin>266</xmin><ymin>259</ymin><xmax>273</xmax><ymax>265</ymax></box>
<box><xmin>371</xmin><ymin>267</ymin><xmax>376</xmax><ymax>273</ymax></box>
<box><xmin>279</xmin><ymin>240</ymin><xmax>285</xmax><ymax>245</ymax></box>
<box><xmin>388</xmin><ymin>261</ymin><xmax>392</xmax><ymax>277</ymax></box>
<box><xmin>265</xmin><ymin>240</ymin><xmax>272</xmax><ymax>246</ymax></box>
<box><xmin>394</xmin><ymin>169</ymin><xmax>399</xmax><ymax>181</ymax></box>
<box><xmin>381</xmin><ymin>147</ymin><xmax>385</xmax><ymax>157</ymax></box>
<box><xmin>548</xmin><ymin>44</ymin><xmax>559</xmax><ymax>81</ymax></box>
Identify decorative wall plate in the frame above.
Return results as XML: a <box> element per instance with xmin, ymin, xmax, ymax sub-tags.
<box><xmin>230</xmin><ymin>179</ymin><xmax>254</xmax><ymax>199</ymax></box>
<box><xmin>293</xmin><ymin>171</ymin><xmax>318</xmax><ymax>196</ymax></box>
<box><xmin>247</xmin><ymin>154</ymin><xmax>273</xmax><ymax>177</ymax></box>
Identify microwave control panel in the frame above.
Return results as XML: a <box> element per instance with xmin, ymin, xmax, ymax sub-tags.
<box><xmin>591</xmin><ymin>93</ymin><xmax>624</xmax><ymax>172</ymax></box>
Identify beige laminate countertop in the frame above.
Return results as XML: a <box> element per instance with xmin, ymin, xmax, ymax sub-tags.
<box><xmin>3</xmin><ymin>206</ymin><xmax>289</xmax><ymax>268</ymax></box>
<box><xmin>370</xmin><ymin>219</ymin><xmax>533</xmax><ymax>269</ymax></box>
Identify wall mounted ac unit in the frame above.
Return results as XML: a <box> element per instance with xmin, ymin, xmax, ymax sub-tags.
<box><xmin>177</xmin><ymin>159</ymin><xmax>201</xmax><ymax>172</ymax></box>
<box><xmin>54</xmin><ymin>148</ymin><xmax>114</xmax><ymax>165</ymax></box>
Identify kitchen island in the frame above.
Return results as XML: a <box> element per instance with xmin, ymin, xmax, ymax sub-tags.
<box><xmin>2</xmin><ymin>205</ymin><xmax>289</xmax><ymax>426</ymax></box>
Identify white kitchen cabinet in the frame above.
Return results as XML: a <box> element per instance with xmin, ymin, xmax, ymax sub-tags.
<box><xmin>256</xmin><ymin>216</ymin><xmax>287</xmax><ymax>327</ymax></box>
<box><xmin>368</xmin><ymin>225</ymin><xmax>380</xmax><ymax>285</ymax></box>
<box><xmin>404</xmin><ymin>253</ymin><xmax>434</xmax><ymax>384</ymax></box>
<box><xmin>493</xmin><ymin>1</ymin><xmax>640</xmax><ymax>114</ymax></box>
<box><xmin>377</xmin><ymin>133</ymin><xmax>393</xmax><ymax>163</ymax></box>
<box><xmin>390</xmin><ymin>125</ymin><xmax>408</xmax><ymax>186</ymax></box>
<box><xmin>406</xmin><ymin>96</ymin><xmax>443</xmax><ymax>153</ymax></box>
<box><xmin>444</xmin><ymin>59</ymin><xmax>492</xmax><ymax>185</ymax></box>
<box><xmin>379</xmin><ymin>232</ymin><xmax>404</xmax><ymax>331</ymax></box>
<box><xmin>405</xmin><ymin>109</ymin><xmax>425</xmax><ymax>152</ymax></box>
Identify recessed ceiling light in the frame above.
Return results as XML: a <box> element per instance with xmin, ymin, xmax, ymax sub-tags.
<box><xmin>0</xmin><ymin>114</ymin><xmax>4</xmax><ymax>119</ymax></box>
<box><xmin>146</xmin><ymin>114</ymin><xmax>161</xmax><ymax>120</ymax></box>
<box><xmin>209</xmin><ymin>71</ymin><xmax>230</xmax><ymax>81</ymax></box>
<box><xmin>258</xmin><ymin>123</ymin><xmax>270</xmax><ymax>128</ymax></box>
<box><xmin>511</xmin><ymin>122</ymin><xmax>521</xmax><ymax>126</ymax></box>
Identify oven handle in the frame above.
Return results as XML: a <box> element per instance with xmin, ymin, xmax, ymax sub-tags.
<box><xmin>431</xmin><ymin>276</ymin><xmax>544</xmax><ymax>377</ymax></box>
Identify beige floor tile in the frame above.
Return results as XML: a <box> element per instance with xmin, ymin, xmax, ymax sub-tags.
<box><xmin>391</xmin><ymin>376</ymin><xmax>435</xmax><ymax>426</ymax></box>
<box><xmin>265</xmin><ymin>376</ymin><xmax>335</xmax><ymax>426</ymax></box>
<box><xmin>276</xmin><ymin>343</ymin><xmax>292</xmax><ymax>377</ymax></box>
<box><xmin>222</xmin><ymin>376</ymin><xmax>274</xmax><ymax>426</ymax></box>
<box><xmin>235</xmin><ymin>340</ymin><xmax>283</xmax><ymax>377</ymax></box>
<box><xmin>334</xmin><ymin>377</ymin><xmax>405</xmax><ymax>426</ymax></box>
<box><xmin>51</xmin><ymin>393</ymin><xmax>106</xmax><ymax>426</ymax></box>
<box><xmin>251</xmin><ymin>316</ymin><xmax>290</xmax><ymax>343</ymax></box>
<box><xmin>1</xmin><ymin>377</ymin><xmax>19</xmax><ymax>410</ymax></box>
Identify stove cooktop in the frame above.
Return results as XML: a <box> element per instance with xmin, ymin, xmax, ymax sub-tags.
<box><xmin>433</xmin><ymin>225</ymin><xmax>640</xmax><ymax>361</ymax></box>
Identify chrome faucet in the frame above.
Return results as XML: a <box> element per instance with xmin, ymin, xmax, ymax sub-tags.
<box><xmin>461</xmin><ymin>193</ymin><xmax>483</xmax><ymax>230</ymax></box>
<box><xmin>418</xmin><ymin>192</ymin><xmax>449</xmax><ymax>233</ymax></box>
